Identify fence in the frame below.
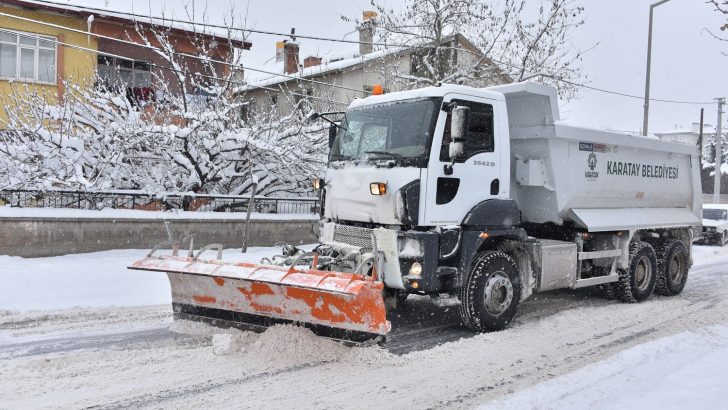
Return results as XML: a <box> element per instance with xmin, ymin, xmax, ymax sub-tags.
<box><xmin>0</xmin><ymin>189</ymin><xmax>320</xmax><ymax>215</ymax></box>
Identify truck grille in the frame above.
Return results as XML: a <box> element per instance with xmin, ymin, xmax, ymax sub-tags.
<box><xmin>333</xmin><ymin>225</ymin><xmax>374</xmax><ymax>252</ymax></box>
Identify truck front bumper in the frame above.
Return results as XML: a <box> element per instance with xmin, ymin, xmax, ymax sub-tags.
<box><xmin>319</xmin><ymin>222</ymin><xmax>440</xmax><ymax>292</ymax></box>
<box><xmin>701</xmin><ymin>228</ymin><xmax>723</xmax><ymax>243</ymax></box>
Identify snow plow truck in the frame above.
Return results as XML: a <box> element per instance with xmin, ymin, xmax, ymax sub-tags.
<box><xmin>130</xmin><ymin>82</ymin><xmax>702</xmax><ymax>342</ymax></box>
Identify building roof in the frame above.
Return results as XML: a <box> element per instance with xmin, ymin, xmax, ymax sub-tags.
<box><xmin>240</xmin><ymin>33</ymin><xmax>507</xmax><ymax>92</ymax></box>
<box><xmin>242</xmin><ymin>47</ymin><xmax>394</xmax><ymax>91</ymax></box>
<box><xmin>2</xmin><ymin>0</ymin><xmax>252</xmax><ymax>50</ymax></box>
<box><xmin>653</xmin><ymin>125</ymin><xmax>723</xmax><ymax>136</ymax></box>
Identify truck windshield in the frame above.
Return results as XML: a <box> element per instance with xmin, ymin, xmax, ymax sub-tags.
<box><xmin>703</xmin><ymin>208</ymin><xmax>728</xmax><ymax>220</ymax></box>
<box><xmin>329</xmin><ymin>98</ymin><xmax>440</xmax><ymax>163</ymax></box>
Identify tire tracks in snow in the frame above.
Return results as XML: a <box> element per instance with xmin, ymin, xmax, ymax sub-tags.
<box><xmin>88</xmin><ymin>361</ymin><xmax>333</xmax><ymax>410</ymax></box>
<box><xmin>0</xmin><ymin>327</ymin><xmax>199</xmax><ymax>360</ymax></box>
<box><xmin>436</xmin><ymin>285</ymin><xmax>727</xmax><ymax>408</ymax></box>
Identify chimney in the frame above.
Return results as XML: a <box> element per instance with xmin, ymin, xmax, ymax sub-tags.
<box><xmin>359</xmin><ymin>11</ymin><xmax>378</xmax><ymax>55</ymax></box>
<box><xmin>304</xmin><ymin>56</ymin><xmax>322</xmax><ymax>68</ymax></box>
<box><xmin>284</xmin><ymin>41</ymin><xmax>300</xmax><ymax>74</ymax></box>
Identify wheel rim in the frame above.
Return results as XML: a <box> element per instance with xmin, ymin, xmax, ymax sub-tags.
<box><xmin>669</xmin><ymin>252</ymin><xmax>684</xmax><ymax>282</ymax></box>
<box><xmin>483</xmin><ymin>272</ymin><xmax>514</xmax><ymax>316</ymax></box>
<box><xmin>634</xmin><ymin>255</ymin><xmax>653</xmax><ymax>291</ymax></box>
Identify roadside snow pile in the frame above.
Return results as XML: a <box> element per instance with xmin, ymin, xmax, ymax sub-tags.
<box><xmin>0</xmin><ymin>246</ymin><xmax>315</xmax><ymax>312</ymax></box>
<box><xmin>0</xmin><ymin>206</ymin><xmax>318</xmax><ymax>220</ymax></box>
<box><xmin>481</xmin><ymin>324</ymin><xmax>728</xmax><ymax>410</ymax></box>
<box><xmin>692</xmin><ymin>244</ymin><xmax>728</xmax><ymax>264</ymax></box>
<box><xmin>0</xmin><ymin>250</ymin><xmax>171</xmax><ymax>311</ymax></box>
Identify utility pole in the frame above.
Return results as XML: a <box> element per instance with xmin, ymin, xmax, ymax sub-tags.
<box><xmin>715</xmin><ymin>98</ymin><xmax>725</xmax><ymax>204</ymax></box>
<box><xmin>698</xmin><ymin>108</ymin><xmax>704</xmax><ymax>160</ymax></box>
<box><xmin>642</xmin><ymin>0</ymin><xmax>672</xmax><ymax>136</ymax></box>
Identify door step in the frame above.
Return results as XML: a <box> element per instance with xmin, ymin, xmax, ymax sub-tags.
<box><xmin>573</xmin><ymin>274</ymin><xmax>620</xmax><ymax>288</ymax></box>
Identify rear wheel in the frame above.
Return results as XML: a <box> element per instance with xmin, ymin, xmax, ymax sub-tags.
<box><xmin>655</xmin><ymin>239</ymin><xmax>689</xmax><ymax>296</ymax></box>
<box><xmin>459</xmin><ymin>251</ymin><xmax>521</xmax><ymax>332</ymax></box>
<box><xmin>616</xmin><ymin>241</ymin><xmax>658</xmax><ymax>303</ymax></box>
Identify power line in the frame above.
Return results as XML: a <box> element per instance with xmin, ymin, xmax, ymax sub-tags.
<box><xmin>6</xmin><ymin>3</ymin><xmax>715</xmax><ymax>106</ymax></box>
<box><xmin>501</xmin><ymin>66</ymin><xmax>714</xmax><ymax>106</ymax></box>
<box><xmin>563</xmin><ymin>79</ymin><xmax>714</xmax><ymax>105</ymax></box>
<box><xmin>34</xmin><ymin>0</ymin><xmax>406</xmax><ymax>48</ymax></box>
<box><xmin>0</xmin><ymin>11</ymin><xmax>370</xmax><ymax>96</ymax></box>
<box><xmin>0</xmin><ymin>27</ymin><xmax>348</xmax><ymax>107</ymax></box>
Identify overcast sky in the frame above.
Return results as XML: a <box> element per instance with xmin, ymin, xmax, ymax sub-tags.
<box><xmin>68</xmin><ymin>0</ymin><xmax>727</xmax><ymax>134</ymax></box>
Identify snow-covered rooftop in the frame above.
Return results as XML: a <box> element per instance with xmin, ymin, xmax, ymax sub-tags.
<box><xmin>240</xmin><ymin>33</ymin><xmax>499</xmax><ymax>92</ymax></box>
<box><xmin>653</xmin><ymin>123</ymin><xmax>724</xmax><ymax>136</ymax></box>
<box><xmin>4</xmin><ymin>0</ymin><xmax>251</xmax><ymax>48</ymax></box>
<box><xmin>240</xmin><ymin>47</ymin><xmax>398</xmax><ymax>91</ymax></box>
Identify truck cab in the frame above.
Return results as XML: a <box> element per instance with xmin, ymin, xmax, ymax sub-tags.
<box><xmin>324</xmin><ymin>85</ymin><xmax>511</xmax><ymax>227</ymax></box>
<box><xmin>319</xmin><ymin>85</ymin><xmax>519</xmax><ymax>294</ymax></box>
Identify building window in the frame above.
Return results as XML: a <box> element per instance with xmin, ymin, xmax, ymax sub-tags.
<box><xmin>97</xmin><ymin>55</ymin><xmax>154</xmax><ymax>103</ymax></box>
<box><xmin>96</xmin><ymin>55</ymin><xmax>151</xmax><ymax>89</ymax></box>
<box><xmin>0</xmin><ymin>30</ymin><xmax>56</xmax><ymax>84</ymax></box>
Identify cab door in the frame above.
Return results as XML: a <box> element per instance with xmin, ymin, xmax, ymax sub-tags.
<box><xmin>423</xmin><ymin>94</ymin><xmax>508</xmax><ymax>226</ymax></box>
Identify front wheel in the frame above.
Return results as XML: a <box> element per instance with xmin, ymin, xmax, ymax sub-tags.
<box><xmin>459</xmin><ymin>251</ymin><xmax>521</xmax><ymax>332</ymax></box>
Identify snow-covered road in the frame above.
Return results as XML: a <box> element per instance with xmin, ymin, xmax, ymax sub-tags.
<box><xmin>1</xmin><ymin>245</ymin><xmax>727</xmax><ymax>409</ymax></box>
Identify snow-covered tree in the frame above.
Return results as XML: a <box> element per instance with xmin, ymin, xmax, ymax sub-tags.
<box><xmin>703</xmin><ymin>131</ymin><xmax>728</xmax><ymax>176</ymax></box>
<box><xmin>708</xmin><ymin>0</ymin><xmax>728</xmax><ymax>55</ymax></box>
<box><xmin>348</xmin><ymin>0</ymin><xmax>588</xmax><ymax>98</ymax></box>
<box><xmin>0</xmin><ymin>14</ymin><xmax>328</xmax><ymax>196</ymax></box>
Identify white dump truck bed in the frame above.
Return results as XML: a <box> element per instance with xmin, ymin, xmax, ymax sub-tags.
<box><xmin>488</xmin><ymin>82</ymin><xmax>702</xmax><ymax>232</ymax></box>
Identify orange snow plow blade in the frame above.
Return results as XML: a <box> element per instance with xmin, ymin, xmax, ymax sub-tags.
<box><xmin>129</xmin><ymin>253</ymin><xmax>390</xmax><ymax>342</ymax></box>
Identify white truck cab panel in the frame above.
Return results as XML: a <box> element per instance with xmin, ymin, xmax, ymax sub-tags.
<box><xmin>422</xmin><ymin>93</ymin><xmax>510</xmax><ymax>226</ymax></box>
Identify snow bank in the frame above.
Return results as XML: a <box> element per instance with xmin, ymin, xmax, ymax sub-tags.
<box><xmin>481</xmin><ymin>324</ymin><xmax>728</xmax><ymax>410</ymax></box>
<box><xmin>0</xmin><ymin>206</ymin><xmax>318</xmax><ymax>221</ymax></box>
<box><xmin>0</xmin><ymin>246</ymin><xmax>314</xmax><ymax>311</ymax></box>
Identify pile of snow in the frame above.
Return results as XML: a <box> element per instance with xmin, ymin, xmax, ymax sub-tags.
<box><xmin>481</xmin><ymin>324</ymin><xmax>728</xmax><ymax>410</ymax></box>
<box><xmin>172</xmin><ymin>321</ymin><xmax>399</xmax><ymax>369</ymax></box>
<box><xmin>211</xmin><ymin>333</ymin><xmax>258</xmax><ymax>356</ymax></box>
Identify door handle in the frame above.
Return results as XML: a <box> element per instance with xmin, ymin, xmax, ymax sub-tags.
<box><xmin>490</xmin><ymin>179</ymin><xmax>499</xmax><ymax>195</ymax></box>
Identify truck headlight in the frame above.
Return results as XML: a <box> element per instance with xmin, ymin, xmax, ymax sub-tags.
<box><xmin>409</xmin><ymin>261</ymin><xmax>422</xmax><ymax>277</ymax></box>
<box><xmin>370</xmin><ymin>182</ymin><xmax>387</xmax><ymax>195</ymax></box>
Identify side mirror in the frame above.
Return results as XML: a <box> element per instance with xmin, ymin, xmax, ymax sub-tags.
<box><xmin>328</xmin><ymin>123</ymin><xmax>338</xmax><ymax>148</ymax></box>
<box><xmin>306</xmin><ymin>112</ymin><xmax>320</xmax><ymax>124</ymax></box>
<box><xmin>449</xmin><ymin>105</ymin><xmax>470</xmax><ymax>160</ymax></box>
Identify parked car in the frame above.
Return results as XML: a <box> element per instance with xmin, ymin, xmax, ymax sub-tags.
<box><xmin>701</xmin><ymin>205</ymin><xmax>728</xmax><ymax>246</ymax></box>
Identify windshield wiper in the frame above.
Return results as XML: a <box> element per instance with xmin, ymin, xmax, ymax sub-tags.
<box><xmin>364</xmin><ymin>151</ymin><xmax>404</xmax><ymax>160</ymax></box>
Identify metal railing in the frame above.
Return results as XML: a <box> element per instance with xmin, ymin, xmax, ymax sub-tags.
<box><xmin>0</xmin><ymin>189</ymin><xmax>320</xmax><ymax>215</ymax></box>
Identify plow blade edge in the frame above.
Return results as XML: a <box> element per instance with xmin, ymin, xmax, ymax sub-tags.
<box><xmin>129</xmin><ymin>256</ymin><xmax>391</xmax><ymax>342</ymax></box>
